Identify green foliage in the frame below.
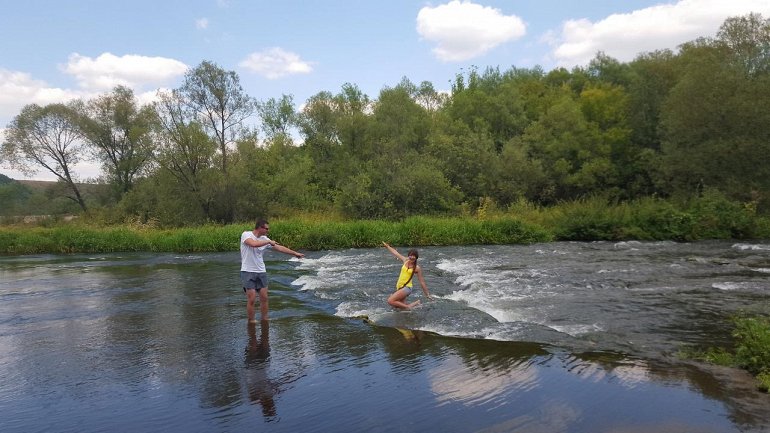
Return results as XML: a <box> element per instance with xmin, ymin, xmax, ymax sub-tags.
<box><xmin>144</xmin><ymin>225</ymin><xmax>242</xmax><ymax>252</ymax></box>
<box><xmin>3</xmin><ymin>192</ymin><xmax>768</xmax><ymax>254</ymax></box>
<box><xmin>0</xmin><ymin>216</ymin><xmax>552</xmax><ymax>254</ymax></box>
<box><xmin>79</xmin><ymin>86</ymin><xmax>156</xmax><ymax>198</ymax></box>
<box><xmin>758</xmin><ymin>372</ymin><xmax>770</xmax><ymax>392</ymax></box>
<box><xmin>547</xmin><ymin>196</ymin><xmax>628</xmax><ymax>240</ymax></box>
<box><xmin>732</xmin><ymin>316</ymin><xmax>770</xmax><ymax>377</ymax></box>
<box><xmin>678</xmin><ymin>346</ymin><xmax>735</xmax><ymax>366</ymax></box>
<box><xmin>681</xmin><ymin>315</ymin><xmax>770</xmax><ymax>393</ymax></box>
<box><xmin>686</xmin><ymin>189</ymin><xmax>758</xmax><ymax>239</ymax></box>
<box><xmin>660</xmin><ymin>15</ymin><xmax>770</xmax><ymax>210</ymax></box>
<box><xmin>625</xmin><ymin>197</ymin><xmax>693</xmax><ymax>240</ymax></box>
<box><xmin>542</xmin><ymin>194</ymin><xmax>765</xmax><ymax>241</ymax></box>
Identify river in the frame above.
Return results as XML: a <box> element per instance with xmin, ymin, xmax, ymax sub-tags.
<box><xmin>1</xmin><ymin>240</ymin><xmax>769</xmax><ymax>432</ymax></box>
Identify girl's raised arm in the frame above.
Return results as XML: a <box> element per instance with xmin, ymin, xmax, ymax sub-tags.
<box><xmin>382</xmin><ymin>242</ymin><xmax>406</xmax><ymax>262</ymax></box>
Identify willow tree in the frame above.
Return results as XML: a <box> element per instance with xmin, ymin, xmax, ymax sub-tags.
<box><xmin>2</xmin><ymin>102</ymin><xmax>89</xmax><ymax>211</ymax></box>
<box><xmin>153</xmin><ymin>90</ymin><xmax>218</xmax><ymax>219</ymax></box>
<box><xmin>179</xmin><ymin>60</ymin><xmax>255</xmax><ymax>174</ymax></box>
<box><xmin>79</xmin><ymin>86</ymin><xmax>156</xmax><ymax>198</ymax></box>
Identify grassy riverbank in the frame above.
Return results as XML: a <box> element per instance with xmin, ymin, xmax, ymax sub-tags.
<box><xmin>681</xmin><ymin>316</ymin><xmax>770</xmax><ymax>393</ymax></box>
<box><xmin>0</xmin><ymin>217</ymin><xmax>551</xmax><ymax>255</ymax></box>
<box><xmin>1</xmin><ymin>194</ymin><xmax>769</xmax><ymax>255</ymax></box>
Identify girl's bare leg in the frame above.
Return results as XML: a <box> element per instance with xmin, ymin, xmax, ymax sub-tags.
<box><xmin>388</xmin><ymin>289</ymin><xmax>416</xmax><ymax>309</ymax></box>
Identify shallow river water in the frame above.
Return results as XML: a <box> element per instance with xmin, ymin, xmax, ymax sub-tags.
<box><xmin>2</xmin><ymin>240</ymin><xmax>769</xmax><ymax>432</ymax></box>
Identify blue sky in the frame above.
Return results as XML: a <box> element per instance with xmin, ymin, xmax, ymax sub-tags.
<box><xmin>2</xmin><ymin>0</ymin><xmax>769</xmax><ymax>180</ymax></box>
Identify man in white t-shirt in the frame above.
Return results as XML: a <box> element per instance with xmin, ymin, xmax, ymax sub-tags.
<box><xmin>241</xmin><ymin>218</ymin><xmax>304</xmax><ymax>323</ymax></box>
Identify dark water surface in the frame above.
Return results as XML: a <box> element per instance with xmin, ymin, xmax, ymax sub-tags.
<box><xmin>2</xmin><ymin>241</ymin><xmax>770</xmax><ymax>432</ymax></box>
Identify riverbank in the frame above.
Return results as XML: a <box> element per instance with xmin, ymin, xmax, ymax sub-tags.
<box><xmin>2</xmin><ymin>194</ymin><xmax>770</xmax><ymax>255</ymax></box>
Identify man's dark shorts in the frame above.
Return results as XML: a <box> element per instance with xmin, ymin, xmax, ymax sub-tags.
<box><xmin>241</xmin><ymin>271</ymin><xmax>269</xmax><ymax>292</ymax></box>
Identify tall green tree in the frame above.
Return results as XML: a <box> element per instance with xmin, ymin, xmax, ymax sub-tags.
<box><xmin>426</xmin><ymin>120</ymin><xmax>498</xmax><ymax>201</ymax></box>
<box><xmin>370</xmin><ymin>80</ymin><xmax>431</xmax><ymax>154</ymax></box>
<box><xmin>585</xmin><ymin>52</ymin><xmax>634</xmax><ymax>87</ymax></box>
<box><xmin>298</xmin><ymin>85</ymin><xmax>372</xmax><ymax>198</ymax></box>
<box><xmin>519</xmin><ymin>89</ymin><xmax>616</xmax><ymax>201</ymax></box>
<box><xmin>180</xmin><ymin>60</ymin><xmax>256</xmax><ymax>174</ymax></box>
<box><xmin>627</xmin><ymin>49</ymin><xmax>678</xmax><ymax>152</ymax></box>
<box><xmin>447</xmin><ymin>67</ymin><xmax>529</xmax><ymax>150</ymax></box>
<box><xmin>661</xmin><ymin>14</ymin><xmax>770</xmax><ymax>208</ymax></box>
<box><xmin>79</xmin><ymin>86</ymin><xmax>156</xmax><ymax>198</ymax></box>
<box><xmin>256</xmin><ymin>94</ymin><xmax>297</xmax><ymax>144</ymax></box>
<box><xmin>717</xmin><ymin>13</ymin><xmax>770</xmax><ymax>77</ymax></box>
<box><xmin>153</xmin><ymin>90</ymin><xmax>219</xmax><ymax>219</ymax></box>
<box><xmin>2</xmin><ymin>102</ymin><xmax>89</xmax><ymax>211</ymax></box>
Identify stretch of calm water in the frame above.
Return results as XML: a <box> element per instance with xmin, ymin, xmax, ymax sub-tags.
<box><xmin>1</xmin><ymin>240</ymin><xmax>770</xmax><ymax>432</ymax></box>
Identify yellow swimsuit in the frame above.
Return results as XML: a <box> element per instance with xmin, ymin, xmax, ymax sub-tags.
<box><xmin>395</xmin><ymin>263</ymin><xmax>415</xmax><ymax>291</ymax></box>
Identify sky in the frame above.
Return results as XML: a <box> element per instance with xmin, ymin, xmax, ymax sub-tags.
<box><xmin>1</xmin><ymin>0</ymin><xmax>769</xmax><ymax>181</ymax></box>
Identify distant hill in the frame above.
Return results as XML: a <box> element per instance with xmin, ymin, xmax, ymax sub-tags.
<box><xmin>0</xmin><ymin>176</ymin><xmax>109</xmax><ymax>197</ymax></box>
<box><xmin>17</xmin><ymin>179</ymin><xmax>59</xmax><ymax>191</ymax></box>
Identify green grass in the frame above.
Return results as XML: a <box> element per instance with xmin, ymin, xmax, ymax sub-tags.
<box><xmin>0</xmin><ymin>216</ymin><xmax>552</xmax><ymax>254</ymax></box>
<box><xmin>1</xmin><ymin>195</ymin><xmax>768</xmax><ymax>255</ymax></box>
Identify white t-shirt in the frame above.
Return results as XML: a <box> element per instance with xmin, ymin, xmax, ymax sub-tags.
<box><xmin>240</xmin><ymin>231</ymin><xmax>272</xmax><ymax>272</ymax></box>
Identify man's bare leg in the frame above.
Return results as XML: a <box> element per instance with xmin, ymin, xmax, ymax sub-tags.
<box><xmin>246</xmin><ymin>288</ymin><xmax>257</xmax><ymax>324</ymax></box>
<box><xmin>259</xmin><ymin>286</ymin><xmax>269</xmax><ymax>321</ymax></box>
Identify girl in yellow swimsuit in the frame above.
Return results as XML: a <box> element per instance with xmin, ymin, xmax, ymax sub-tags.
<box><xmin>382</xmin><ymin>242</ymin><xmax>432</xmax><ymax>309</ymax></box>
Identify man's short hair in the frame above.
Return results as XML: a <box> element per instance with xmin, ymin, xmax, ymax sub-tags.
<box><xmin>255</xmin><ymin>218</ymin><xmax>269</xmax><ymax>229</ymax></box>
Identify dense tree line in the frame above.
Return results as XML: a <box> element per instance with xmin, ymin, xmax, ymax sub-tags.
<box><xmin>2</xmin><ymin>14</ymin><xmax>769</xmax><ymax>225</ymax></box>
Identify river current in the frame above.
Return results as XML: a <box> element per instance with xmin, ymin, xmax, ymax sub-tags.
<box><xmin>2</xmin><ymin>240</ymin><xmax>769</xmax><ymax>432</ymax></box>
<box><xmin>300</xmin><ymin>240</ymin><xmax>770</xmax><ymax>359</ymax></box>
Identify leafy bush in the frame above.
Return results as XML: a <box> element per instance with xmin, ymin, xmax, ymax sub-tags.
<box><xmin>732</xmin><ymin>316</ymin><xmax>770</xmax><ymax>377</ymax></box>
<box><xmin>687</xmin><ymin>189</ymin><xmax>757</xmax><ymax>239</ymax></box>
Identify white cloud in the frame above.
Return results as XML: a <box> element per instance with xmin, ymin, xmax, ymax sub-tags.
<box><xmin>549</xmin><ymin>0</ymin><xmax>770</xmax><ymax>67</ymax></box>
<box><xmin>417</xmin><ymin>0</ymin><xmax>527</xmax><ymax>62</ymax></box>
<box><xmin>62</xmin><ymin>52</ymin><xmax>188</xmax><ymax>91</ymax></box>
<box><xmin>0</xmin><ymin>69</ymin><xmax>82</xmax><ymax>126</ymax></box>
<box><xmin>239</xmin><ymin>48</ymin><xmax>313</xmax><ymax>79</ymax></box>
<box><xmin>196</xmin><ymin>18</ymin><xmax>209</xmax><ymax>30</ymax></box>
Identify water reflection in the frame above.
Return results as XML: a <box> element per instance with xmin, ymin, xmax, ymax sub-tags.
<box><xmin>428</xmin><ymin>351</ymin><xmax>540</xmax><ymax>406</ymax></box>
<box><xmin>244</xmin><ymin>320</ymin><xmax>277</xmax><ymax>420</ymax></box>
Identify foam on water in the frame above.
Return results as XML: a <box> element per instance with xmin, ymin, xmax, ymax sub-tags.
<box><xmin>288</xmin><ymin>241</ymin><xmax>770</xmax><ymax>354</ymax></box>
<box><xmin>547</xmin><ymin>323</ymin><xmax>604</xmax><ymax>337</ymax></box>
<box><xmin>334</xmin><ymin>301</ymin><xmax>377</xmax><ymax>318</ymax></box>
<box><xmin>732</xmin><ymin>243</ymin><xmax>770</xmax><ymax>251</ymax></box>
<box><xmin>712</xmin><ymin>282</ymin><xmax>766</xmax><ymax>291</ymax></box>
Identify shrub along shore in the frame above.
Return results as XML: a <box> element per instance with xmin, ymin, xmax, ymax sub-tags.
<box><xmin>1</xmin><ymin>195</ymin><xmax>769</xmax><ymax>255</ymax></box>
